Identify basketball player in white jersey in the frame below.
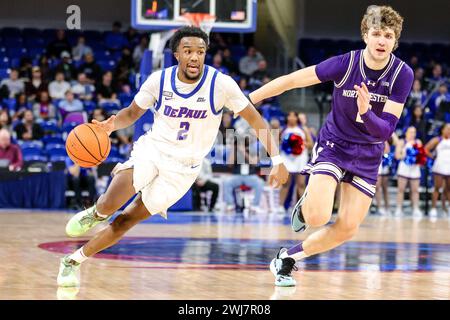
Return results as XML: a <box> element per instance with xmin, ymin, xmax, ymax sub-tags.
<box><xmin>57</xmin><ymin>26</ymin><xmax>289</xmax><ymax>287</ymax></box>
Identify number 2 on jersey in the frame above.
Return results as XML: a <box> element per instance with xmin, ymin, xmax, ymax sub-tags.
<box><xmin>177</xmin><ymin>122</ymin><xmax>190</xmax><ymax>140</ymax></box>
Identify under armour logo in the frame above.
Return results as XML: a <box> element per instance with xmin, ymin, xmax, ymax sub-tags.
<box><xmin>367</xmin><ymin>80</ymin><xmax>376</xmax><ymax>86</ymax></box>
<box><xmin>326</xmin><ymin>141</ymin><xmax>334</xmax><ymax>148</ymax></box>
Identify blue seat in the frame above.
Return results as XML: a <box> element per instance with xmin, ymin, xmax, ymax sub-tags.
<box><xmin>1</xmin><ymin>28</ymin><xmax>21</xmax><ymax>37</ymax></box>
<box><xmin>41</xmin><ymin>121</ymin><xmax>62</xmax><ymax>134</ymax></box>
<box><xmin>42</xmin><ymin>134</ymin><xmax>64</xmax><ymax>145</ymax></box>
<box><xmin>3</xmin><ymin>38</ymin><xmax>24</xmax><ymax>48</ymax></box>
<box><xmin>45</xmin><ymin>143</ymin><xmax>66</xmax><ymax>151</ymax></box>
<box><xmin>25</xmin><ymin>37</ymin><xmax>45</xmax><ymax>48</ymax></box>
<box><xmin>27</xmin><ymin>47</ymin><xmax>46</xmax><ymax>59</ymax></box>
<box><xmin>49</xmin><ymin>155</ymin><xmax>67</xmax><ymax>162</ymax></box>
<box><xmin>18</xmin><ymin>140</ymin><xmax>44</xmax><ymax>149</ymax></box>
<box><xmin>22</xmin><ymin>28</ymin><xmax>42</xmax><ymax>37</ymax></box>
<box><xmin>97</xmin><ymin>59</ymin><xmax>116</xmax><ymax>71</ymax></box>
<box><xmin>99</xmin><ymin>101</ymin><xmax>120</xmax><ymax>112</ymax></box>
<box><xmin>83</xmin><ymin>100</ymin><xmax>97</xmax><ymax>113</ymax></box>
<box><xmin>93</xmin><ymin>50</ymin><xmax>111</xmax><ymax>61</ymax></box>
<box><xmin>23</xmin><ymin>154</ymin><xmax>48</xmax><ymax>162</ymax></box>
<box><xmin>119</xmin><ymin>93</ymin><xmax>133</xmax><ymax>107</ymax></box>
<box><xmin>62</xmin><ymin>122</ymin><xmax>78</xmax><ymax>134</ymax></box>
<box><xmin>21</xmin><ymin>146</ymin><xmax>43</xmax><ymax>156</ymax></box>
<box><xmin>6</xmin><ymin>47</ymin><xmax>27</xmax><ymax>59</ymax></box>
<box><xmin>0</xmin><ymin>57</ymin><xmax>10</xmax><ymax>68</ymax></box>
<box><xmin>104</xmin><ymin>156</ymin><xmax>124</xmax><ymax>163</ymax></box>
<box><xmin>109</xmin><ymin>146</ymin><xmax>120</xmax><ymax>158</ymax></box>
<box><xmin>0</xmin><ymin>68</ymin><xmax>10</xmax><ymax>80</ymax></box>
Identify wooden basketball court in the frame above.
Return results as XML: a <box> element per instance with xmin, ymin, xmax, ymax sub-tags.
<box><xmin>1</xmin><ymin>209</ymin><xmax>449</xmax><ymax>300</ymax></box>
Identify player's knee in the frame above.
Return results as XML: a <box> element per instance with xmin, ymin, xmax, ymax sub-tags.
<box><xmin>96</xmin><ymin>194</ymin><xmax>117</xmax><ymax>215</ymax></box>
<box><xmin>333</xmin><ymin>222</ymin><xmax>360</xmax><ymax>242</ymax></box>
<box><xmin>304</xmin><ymin>212</ymin><xmax>330</xmax><ymax>227</ymax></box>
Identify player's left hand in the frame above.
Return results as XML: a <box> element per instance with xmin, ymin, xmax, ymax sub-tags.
<box><xmin>268</xmin><ymin>163</ymin><xmax>289</xmax><ymax>188</ymax></box>
<box><xmin>354</xmin><ymin>82</ymin><xmax>371</xmax><ymax>115</ymax></box>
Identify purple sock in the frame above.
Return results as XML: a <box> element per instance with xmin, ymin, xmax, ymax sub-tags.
<box><xmin>287</xmin><ymin>243</ymin><xmax>303</xmax><ymax>256</ymax></box>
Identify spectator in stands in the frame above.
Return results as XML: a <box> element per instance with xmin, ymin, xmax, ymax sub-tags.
<box><xmin>395</xmin><ymin>126</ymin><xmax>423</xmax><ymax>218</ymax></box>
<box><xmin>71</xmin><ymin>72</ymin><xmax>95</xmax><ymax>101</ymax></box>
<box><xmin>212</xmin><ymin>53</ymin><xmax>229</xmax><ymax>75</ymax></box>
<box><xmin>33</xmin><ymin>91</ymin><xmax>57</xmax><ymax>122</ymax></box>
<box><xmin>298</xmin><ymin>112</ymin><xmax>317</xmax><ymax>142</ymax></box>
<box><xmin>249</xmin><ymin>60</ymin><xmax>269</xmax><ymax>89</ymax></box>
<box><xmin>96</xmin><ymin>71</ymin><xmax>120</xmax><ymax>105</ymax></box>
<box><xmin>409</xmin><ymin>55</ymin><xmax>420</xmax><ymax>70</ymax></box>
<box><xmin>25</xmin><ymin>67</ymin><xmax>48</xmax><ymax>102</ymax></box>
<box><xmin>223</xmin><ymin>139</ymin><xmax>265</xmax><ymax>214</ymax></box>
<box><xmin>406</xmin><ymin>79</ymin><xmax>427</xmax><ymax>109</ymax></box>
<box><xmin>238</xmin><ymin>77</ymin><xmax>250</xmax><ymax>96</ymax></box>
<box><xmin>18</xmin><ymin>57</ymin><xmax>33</xmax><ymax>80</ymax></box>
<box><xmin>65</xmin><ymin>157</ymin><xmax>96</xmax><ymax>210</ymax></box>
<box><xmin>118</xmin><ymin>83</ymin><xmax>134</xmax><ymax>107</ymax></box>
<box><xmin>47</xmin><ymin>29</ymin><xmax>72</xmax><ymax>59</ymax></box>
<box><xmin>217</xmin><ymin>111</ymin><xmax>234</xmax><ymax>146</ymax></box>
<box><xmin>427</xmin><ymin>83</ymin><xmax>450</xmax><ymax>119</ymax></box>
<box><xmin>0</xmin><ymin>69</ymin><xmax>24</xmax><ymax>98</ymax></box>
<box><xmin>407</xmin><ymin>104</ymin><xmax>428</xmax><ymax>139</ymax></box>
<box><xmin>414</xmin><ymin>67</ymin><xmax>425</xmax><ymax>86</ymax></box>
<box><xmin>78</xmin><ymin>53</ymin><xmax>102</xmax><ymax>84</ymax></box>
<box><xmin>425</xmin><ymin>64</ymin><xmax>444</xmax><ymax>92</ymax></box>
<box><xmin>38</xmin><ymin>56</ymin><xmax>52</xmax><ymax>83</ymax></box>
<box><xmin>49</xmin><ymin>72</ymin><xmax>71</xmax><ymax>100</ymax></box>
<box><xmin>105</xmin><ymin>21</ymin><xmax>128</xmax><ymax>52</ymax></box>
<box><xmin>133</xmin><ymin>36</ymin><xmax>149</xmax><ymax>70</ymax></box>
<box><xmin>191</xmin><ymin>158</ymin><xmax>219</xmax><ymax>212</ymax></box>
<box><xmin>12</xmin><ymin>93</ymin><xmax>32</xmax><ymax>121</ymax></box>
<box><xmin>72</xmin><ymin>36</ymin><xmax>93</xmax><ymax>61</ymax></box>
<box><xmin>239</xmin><ymin>46</ymin><xmax>264</xmax><ymax>76</ymax></box>
<box><xmin>114</xmin><ymin>47</ymin><xmax>134</xmax><ymax>89</ymax></box>
<box><xmin>14</xmin><ymin>110</ymin><xmax>44</xmax><ymax>141</ymax></box>
<box><xmin>0</xmin><ymin>128</ymin><xmax>23</xmax><ymax>171</ymax></box>
<box><xmin>125</xmin><ymin>27</ymin><xmax>140</xmax><ymax>48</ymax></box>
<box><xmin>269</xmin><ymin>117</ymin><xmax>282</xmax><ymax>142</ymax></box>
<box><xmin>0</xmin><ymin>110</ymin><xmax>12</xmax><ymax>132</ymax></box>
<box><xmin>58</xmin><ymin>90</ymin><xmax>83</xmax><ymax>115</ymax></box>
<box><xmin>54</xmin><ymin>51</ymin><xmax>77</xmax><ymax>81</ymax></box>
<box><xmin>222</xmin><ymin>48</ymin><xmax>238</xmax><ymax>75</ymax></box>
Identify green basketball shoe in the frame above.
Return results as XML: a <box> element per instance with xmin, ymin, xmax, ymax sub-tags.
<box><xmin>57</xmin><ymin>256</ymin><xmax>80</xmax><ymax>287</ymax></box>
<box><xmin>65</xmin><ymin>205</ymin><xmax>110</xmax><ymax>237</ymax></box>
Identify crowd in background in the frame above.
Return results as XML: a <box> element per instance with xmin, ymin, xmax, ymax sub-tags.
<box><xmin>0</xmin><ymin>23</ymin><xmax>449</xmax><ymax>216</ymax></box>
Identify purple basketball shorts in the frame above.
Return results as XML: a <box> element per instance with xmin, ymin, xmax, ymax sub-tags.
<box><xmin>301</xmin><ymin>131</ymin><xmax>384</xmax><ymax>198</ymax></box>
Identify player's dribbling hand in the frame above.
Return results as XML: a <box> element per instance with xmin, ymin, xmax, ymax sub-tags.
<box><xmin>354</xmin><ymin>82</ymin><xmax>371</xmax><ymax>115</ymax></box>
<box><xmin>268</xmin><ymin>163</ymin><xmax>289</xmax><ymax>188</ymax></box>
<box><xmin>92</xmin><ymin>115</ymin><xmax>116</xmax><ymax>136</ymax></box>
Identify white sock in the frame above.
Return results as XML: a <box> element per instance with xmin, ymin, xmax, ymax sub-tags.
<box><xmin>95</xmin><ymin>208</ymin><xmax>108</xmax><ymax>219</ymax></box>
<box><xmin>68</xmin><ymin>247</ymin><xmax>88</xmax><ymax>264</ymax></box>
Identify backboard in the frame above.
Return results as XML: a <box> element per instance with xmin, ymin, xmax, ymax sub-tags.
<box><xmin>131</xmin><ymin>0</ymin><xmax>257</xmax><ymax>33</ymax></box>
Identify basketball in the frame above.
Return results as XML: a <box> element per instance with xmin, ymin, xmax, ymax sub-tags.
<box><xmin>65</xmin><ymin>123</ymin><xmax>111</xmax><ymax>168</ymax></box>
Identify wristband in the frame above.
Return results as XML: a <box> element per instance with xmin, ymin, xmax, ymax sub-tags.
<box><xmin>271</xmin><ymin>155</ymin><xmax>283</xmax><ymax>166</ymax></box>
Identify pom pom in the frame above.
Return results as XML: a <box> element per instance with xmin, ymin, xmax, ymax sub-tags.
<box><xmin>282</xmin><ymin>133</ymin><xmax>304</xmax><ymax>155</ymax></box>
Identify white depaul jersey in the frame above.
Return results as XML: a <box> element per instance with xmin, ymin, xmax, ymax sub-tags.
<box><xmin>134</xmin><ymin>65</ymin><xmax>248</xmax><ymax>162</ymax></box>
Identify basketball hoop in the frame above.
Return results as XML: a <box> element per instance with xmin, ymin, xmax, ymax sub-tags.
<box><xmin>177</xmin><ymin>13</ymin><xmax>216</xmax><ymax>36</ymax></box>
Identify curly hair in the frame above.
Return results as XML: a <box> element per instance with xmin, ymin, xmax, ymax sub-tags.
<box><xmin>169</xmin><ymin>26</ymin><xmax>209</xmax><ymax>52</ymax></box>
<box><xmin>361</xmin><ymin>5</ymin><xmax>404</xmax><ymax>50</ymax></box>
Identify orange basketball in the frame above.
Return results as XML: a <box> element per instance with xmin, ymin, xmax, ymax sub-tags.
<box><xmin>65</xmin><ymin>123</ymin><xmax>111</xmax><ymax>168</ymax></box>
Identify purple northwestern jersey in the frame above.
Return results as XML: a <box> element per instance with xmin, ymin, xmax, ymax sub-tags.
<box><xmin>315</xmin><ymin>49</ymin><xmax>414</xmax><ymax>144</ymax></box>
<box><xmin>301</xmin><ymin>50</ymin><xmax>413</xmax><ymax>198</ymax></box>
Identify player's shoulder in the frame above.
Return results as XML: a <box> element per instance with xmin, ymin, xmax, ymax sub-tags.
<box><xmin>207</xmin><ymin>65</ymin><xmax>237</xmax><ymax>87</ymax></box>
<box><xmin>392</xmin><ymin>54</ymin><xmax>414</xmax><ymax>77</ymax></box>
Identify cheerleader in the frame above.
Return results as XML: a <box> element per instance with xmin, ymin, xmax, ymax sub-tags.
<box><xmin>279</xmin><ymin>111</ymin><xmax>313</xmax><ymax>213</ymax></box>
<box><xmin>395</xmin><ymin>126</ymin><xmax>423</xmax><ymax>217</ymax></box>
<box><xmin>375</xmin><ymin>141</ymin><xmax>392</xmax><ymax>216</ymax></box>
<box><xmin>425</xmin><ymin>123</ymin><xmax>450</xmax><ymax>218</ymax></box>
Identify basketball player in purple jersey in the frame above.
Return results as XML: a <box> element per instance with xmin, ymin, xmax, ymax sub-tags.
<box><xmin>249</xmin><ymin>6</ymin><xmax>414</xmax><ymax>286</ymax></box>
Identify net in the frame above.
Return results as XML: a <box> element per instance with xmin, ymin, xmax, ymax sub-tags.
<box><xmin>177</xmin><ymin>13</ymin><xmax>217</xmax><ymax>36</ymax></box>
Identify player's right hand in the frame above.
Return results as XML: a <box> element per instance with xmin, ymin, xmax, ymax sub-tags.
<box><xmin>92</xmin><ymin>115</ymin><xmax>116</xmax><ymax>136</ymax></box>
